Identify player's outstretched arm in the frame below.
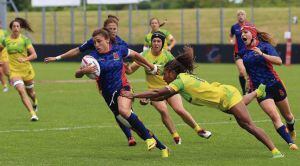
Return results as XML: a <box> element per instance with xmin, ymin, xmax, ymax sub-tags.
<box><xmin>128</xmin><ymin>50</ymin><xmax>157</xmax><ymax>74</ymax></box>
<box><xmin>121</xmin><ymin>86</ymin><xmax>176</xmax><ymax>100</ymax></box>
<box><xmin>44</xmin><ymin>47</ymin><xmax>81</xmax><ymax>63</ymax></box>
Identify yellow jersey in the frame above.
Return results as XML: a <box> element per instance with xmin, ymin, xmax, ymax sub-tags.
<box><xmin>140</xmin><ymin>48</ymin><xmax>174</xmax><ymax>89</ymax></box>
<box><xmin>169</xmin><ymin>73</ymin><xmax>242</xmax><ymax>111</ymax></box>
<box><xmin>144</xmin><ymin>29</ymin><xmax>172</xmax><ymax>49</ymax></box>
<box><xmin>0</xmin><ymin>29</ymin><xmax>8</xmax><ymax>62</ymax></box>
<box><xmin>0</xmin><ymin>34</ymin><xmax>34</xmax><ymax>72</ymax></box>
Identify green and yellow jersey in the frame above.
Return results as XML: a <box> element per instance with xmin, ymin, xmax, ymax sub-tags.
<box><xmin>0</xmin><ymin>34</ymin><xmax>34</xmax><ymax>72</ymax></box>
<box><xmin>140</xmin><ymin>48</ymin><xmax>174</xmax><ymax>89</ymax></box>
<box><xmin>0</xmin><ymin>29</ymin><xmax>8</xmax><ymax>62</ymax></box>
<box><xmin>144</xmin><ymin>29</ymin><xmax>172</xmax><ymax>49</ymax></box>
<box><xmin>169</xmin><ymin>73</ymin><xmax>242</xmax><ymax>111</ymax></box>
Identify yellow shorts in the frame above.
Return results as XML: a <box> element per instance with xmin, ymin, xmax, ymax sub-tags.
<box><xmin>219</xmin><ymin>85</ymin><xmax>243</xmax><ymax>112</ymax></box>
<box><xmin>10</xmin><ymin>68</ymin><xmax>35</xmax><ymax>81</ymax></box>
<box><xmin>0</xmin><ymin>52</ymin><xmax>9</xmax><ymax>63</ymax></box>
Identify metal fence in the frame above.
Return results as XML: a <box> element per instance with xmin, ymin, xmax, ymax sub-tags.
<box><xmin>3</xmin><ymin>4</ymin><xmax>300</xmax><ymax>44</ymax></box>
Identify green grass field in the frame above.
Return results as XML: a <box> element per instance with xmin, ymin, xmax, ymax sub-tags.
<box><xmin>0</xmin><ymin>63</ymin><xmax>299</xmax><ymax>165</ymax></box>
<box><xmin>7</xmin><ymin>7</ymin><xmax>300</xmax><ymax>44</ymax></box>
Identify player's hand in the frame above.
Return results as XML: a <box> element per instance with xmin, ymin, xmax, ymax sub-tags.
<box><xmin>81</xmin><ymin>64</ymin><xmax>97</xmax><ymax>74</ymax></box>
<box><xmin>17</xmin><ymin>57</ymin><xmax>27</xmax><ymax>63</ymax></box>
<box><xmin>120</xmin><ymin>90</ymin><xmax>134</xmax><ymax>99</ymax></box>
<box><xmin>251</xmin><ymin>47</ymin><xmax>263</xmax><ymax>56</ymax></box>
<box><xmin>139</xmin><ymin>98</ymin><xmax>150</xmax><ymax>105</ymax></box>
<box><xmin>44</xmin><ymin>57</ymin><xmax>57</xmax><ymax>63</ymax></box>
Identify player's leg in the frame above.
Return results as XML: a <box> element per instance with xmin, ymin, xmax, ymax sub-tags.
<box><xmin>24</xmin><ymin>79</ymin><xmax>38</xmax><ymax>112</ymax></box>
<box><xmin>259</xmin><ymin>99</ymin><xmax>296</xmax><ymax>149</ymax></box>
<box><xmin>235</xmin><ymin>58</ymin><xmax>247</xmax><ymax>95</ymax></box>
<box><xmin>118</xmin><ymin>95</ymin><xmax>157</xmax><ymax>150</ymax></box>
<box><xmin>114</xmin><ymin>116</ymin><xmax>136</xmax><ymax>146</ymax></box>
<box><xmin>11</xmin><ymin>77</ymin><xmax>38</xmax><ymax>121</ymax></box>
<box><xmin>167</xmin><ymin>94</ymin><xmax>212</xmax><ymax>139</ymax></box>
<box><xmin>0</xmin><ymin>65</ymin><xmax>8</xmax><ymax>92</ymax></box>
<box><xmin>229</xmin><ymin>101</ymin><xmax>283</xmax><ymax>158</ymax></box>
<box><xmin>151</xmin><ymin>100</ymin><xmax>181</xmax><ymax>144</ymax></box>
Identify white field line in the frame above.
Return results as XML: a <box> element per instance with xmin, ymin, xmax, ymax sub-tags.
<box><xmin>37</xmin><ymin>79</ymin><xmax>146</xmax><ymax>84</ymax></box>
<box><xmin>0</xmin><ymin>119</ymin><xmax>297</xmax><ymax>133</ymax></box>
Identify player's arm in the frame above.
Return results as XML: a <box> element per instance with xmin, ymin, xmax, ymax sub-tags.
<box><xmin>229</xmin><ymin>26</ymin><xmax>235</xmax><ymax>44</ymax></box>
<box><xmin>75</xmin><ymin>65</ymin><xmax>97</xmax><ymax>78</ymax></box>
<box><xmin>44</xmin><ymin>47</ymin><xmax>81</xmax><ymax>63</ymax></box>
<box><xmin>252</xmin><ymin>47</ymin><xmax>282</xmax><ymax>65</ymax></box>
<box><xmin>128</xmin><ymin>49</ymin><xmax>158</xmax><ymax>74</ymax></box>
<box><xmin>167</xmin><ymin>34</ymin><xmax>176</xmax><ymax>51</ymax></box>
<box><xmin>121</xmin><ymin>86</ymin><xmax>176</xmax><ymax>100</ymax></box>
<box><xmin>125</xmin><ymin>62</ymin><xmax>141</xmax><ymax>75</ymax></box>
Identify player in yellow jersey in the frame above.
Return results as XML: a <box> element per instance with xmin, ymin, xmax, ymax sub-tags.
<box><xmin>122</xmin><ymin>46</ymin><xmax>284</xmax><ymax>158</ymax></box>
<box><xmin>0</xmin><ymin>18</ymin><xmax>38</xmax><ymax>121</ymax></box>
<box><xmin>0</xmin><ymin>20</ymin><xmax>10</xmax><ymax>92</ymax></box>
<box><xmin>143</xmin><ymin>18</ymin><xmax>176</xmax><ymax>51</ymax></box>
<box><xmin>126</xmin><ymin>31</ymin><xmax>211</xmax><ymax>145</ymax></box>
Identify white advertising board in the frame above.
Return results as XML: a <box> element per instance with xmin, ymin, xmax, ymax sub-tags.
<box><xmin>87</xmin><ymin>0</ymin><xmax>140</xmax><ymax>5</ymax></box>
<box><xmin>31</xmin><ymin>0</ymin><xmax>81</xmax><ymax>7</ymax></box>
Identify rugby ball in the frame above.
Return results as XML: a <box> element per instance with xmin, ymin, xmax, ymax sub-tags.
<box><xmin>81</xmin><ymin>55</ymin><xmax>100</xmax><ymax>79</ymax></box>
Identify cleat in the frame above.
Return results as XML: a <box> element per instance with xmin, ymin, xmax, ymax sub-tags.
<box><xmin>30</xmin><ymin>115</ymin><xmax>39</xmax><ymax>121</ymax></box>
<box><xmin>161</xmin><ymin>147</ymin><xmax>170</xmax><ymax>158</ymax></box>
<box><xmin>289</xmin><ymin>143</ymin><xmax>298</xmax><ymax>150</ymax></box>
<box><xmin>2</xmin><ymin>87</ymin><xmax>9</xmax><ymax>92</ymax></box>
<box><xmin>272</xmin><ymin>151</ymin><xmax>284</xmax><ymax>158</ymax></box>
<box><xmin>33</xmin><ymin>105</ymin><xmax>38</xmax><ymax>112</ymax></box>
<box><xmin>146</xmin><ymin>138</ymin><xmax>157</xmax><ymax>151</ymax></box>
<box><xmin>289</xmin><ymin>130</ymin><xmax>296</xmax><ymax>141</ymax></box>
<box><xmin>255</xmin><ymin>84</ymin><xmax>266</xmax><ymax>99</ymax></box>
<box><xmin>128</xmin><ymin>137</ymin><xmax>137</xmax><ymax>146</ymax></box>
<box><xmin>198</xmin><ymin>130</ymin><xmax>212</xmax><ymax>139</ymax></box>
<box><xmin>173</xmin><ymin>136</ymin><xmax>182</xmax><ymax>145</ymax></box>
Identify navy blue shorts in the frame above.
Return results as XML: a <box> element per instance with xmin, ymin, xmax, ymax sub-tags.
<box><xmin>102</xmin><ymin>86</ymin><xmax>131</xmax><ymax>116</ymax></box>
<box><xmin>257</xmin><ymin>81</ymin><xmax>287</xmax><ymax>103</ymax></box>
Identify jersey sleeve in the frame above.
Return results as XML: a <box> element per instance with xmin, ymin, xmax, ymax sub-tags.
<box><xmin>230</xmin><ymin>25</ymin><xmax>235</xmax><ymax>36</ymax></box>
<box><xmin>264</xmin><ymin>43</ymin><xmax>279</xmax><ymax>57</ymax></box>
<box><xmin>25</xmin><ymin>37</ymin><xmax>33</xmax><ymax>49</ymax></box>
<box><xmin>169</xmin><ymin>75</ymin><xmax>184</xmax><ymax>92</ymax></box>
<box><xmin>119</xmin><ymin>46</ymin><xmax>130</xmax><ymax>58</ymax></box>
<box><xmin>78</xmin><ymin>38</ymin><xmax>95</xmax><ymax>52</ymax></box>
<box><xmin>144</xmin><ymin>34</ymin><xmax>150</xmax><ymax>47</ymax></box>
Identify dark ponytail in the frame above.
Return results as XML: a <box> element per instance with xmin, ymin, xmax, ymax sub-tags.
<box><xmin>9</xmin><ymin>17</ymin><xmax>33</xmax><ymax>32</ymax></box>
<box><xmin>165</xmin><ymin>46</ymin><xmax>195</xmax><ymax>75</ymax></box>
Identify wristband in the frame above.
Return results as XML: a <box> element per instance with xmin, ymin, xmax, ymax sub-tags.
<box><xmin>55</xmin><ymin>56</ymin><xmax>62</xmax><ymax>60</ymax></box>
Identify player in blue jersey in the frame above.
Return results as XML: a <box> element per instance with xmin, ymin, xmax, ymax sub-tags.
<box><xmin>230</xmin><ymin>10</ymin><xmax>254</xmax><ymax>95</ymax></box>
<box><xmin>45</xmin><ymin>16</ymin><xmax>137</xmax><ymax>146</ymax></box>
<box><xmin>74</xmin><ymin>28</ymin><xmax>169</xmax><ymax>157</ymax></box>
<box><xmin>240</xmin><ymin>25</ymin><xmax>298</xmax><ymax>150</ymax></box>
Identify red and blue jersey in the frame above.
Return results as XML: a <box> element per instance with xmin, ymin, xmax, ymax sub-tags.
<box><xmin>78</xmin><ymin>35</ymin><xmax>128</xmax><ymax>52</ymax></box>
<box><xmin>230</xmin><ymin>22</ymin><xmax>253</xmax><ymax>54</ymax></box>
<box><xmin>90</xmin><ymin>46</ymin><xmax>130</xmax><ymax>96</ymax></box>
<box><xmin>241</xmin><ymin>41</ymin><xmax>281</xmax><ymax>90</ymax></box>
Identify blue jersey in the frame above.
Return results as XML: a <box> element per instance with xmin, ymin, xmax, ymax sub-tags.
<box><xmin>78</xmin><ymin>35</ymin><xmax>128</xmax><ymax>52</ymax></box>
<box><xmin>90</xmin><ymin>47</ymin><xmax>130</xmax><ymax>95</ymax></box>
<box><xmin>241</xmin><ymin>41</ymin><xmax>281</xmax><ymax>90</ymax></box>
<box><xmin>230</xmin><ymin>22</ymin><xmax>252</xmax><ymax>54</ymax></box>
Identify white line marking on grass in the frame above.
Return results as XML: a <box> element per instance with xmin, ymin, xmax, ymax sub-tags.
<box><xmin>0</xmin><ymin>119</ymin><xmax>298</xmax><ymax>133</ymax></box>
<box><xmin>37</xmin><ymin>79</ymin><xmax>145</xmax><ymax>84</ymax></box>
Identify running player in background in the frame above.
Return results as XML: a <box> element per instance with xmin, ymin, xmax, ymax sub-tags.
<box><xmin>121</xmin><ymin>46</ymin><xmax>284</xmax><ymax>158</ymax></box>
<box><xmin>45</xmin><ymin>16</ymin><xmax>137</xmax><ymax>146</ymax></box>
<box><xmin>240</xmin><ymin>25</ymin><xmax>298</xmax><ymax>150</ymax></box>
<box><xmin>126</xmin><ymin>31</ymin><xmax>211</xmax><ymax>145</ymax></box>
<box><xmin>229</xmin><ymin>10</ymin><xmax>254</xmax><ymax>95</ymax></box>
<box><xmin>0</xmin><ymin>18</ymin><xmax>38</xmax><ymax>121</ymax></box>
<box><xmin>74</xmin><ymin>28</ymin><xmax>170</xmax><ymax>157</ymax></box>
<box><xmin>143</xmin><ymin>18</ymin><xmax>176</xmax><ymax>52</ymax></box>
<box><xmin>0</xmin><ymin>20</ymin><xmax>10</xmax><ymax>92</ymax></box>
